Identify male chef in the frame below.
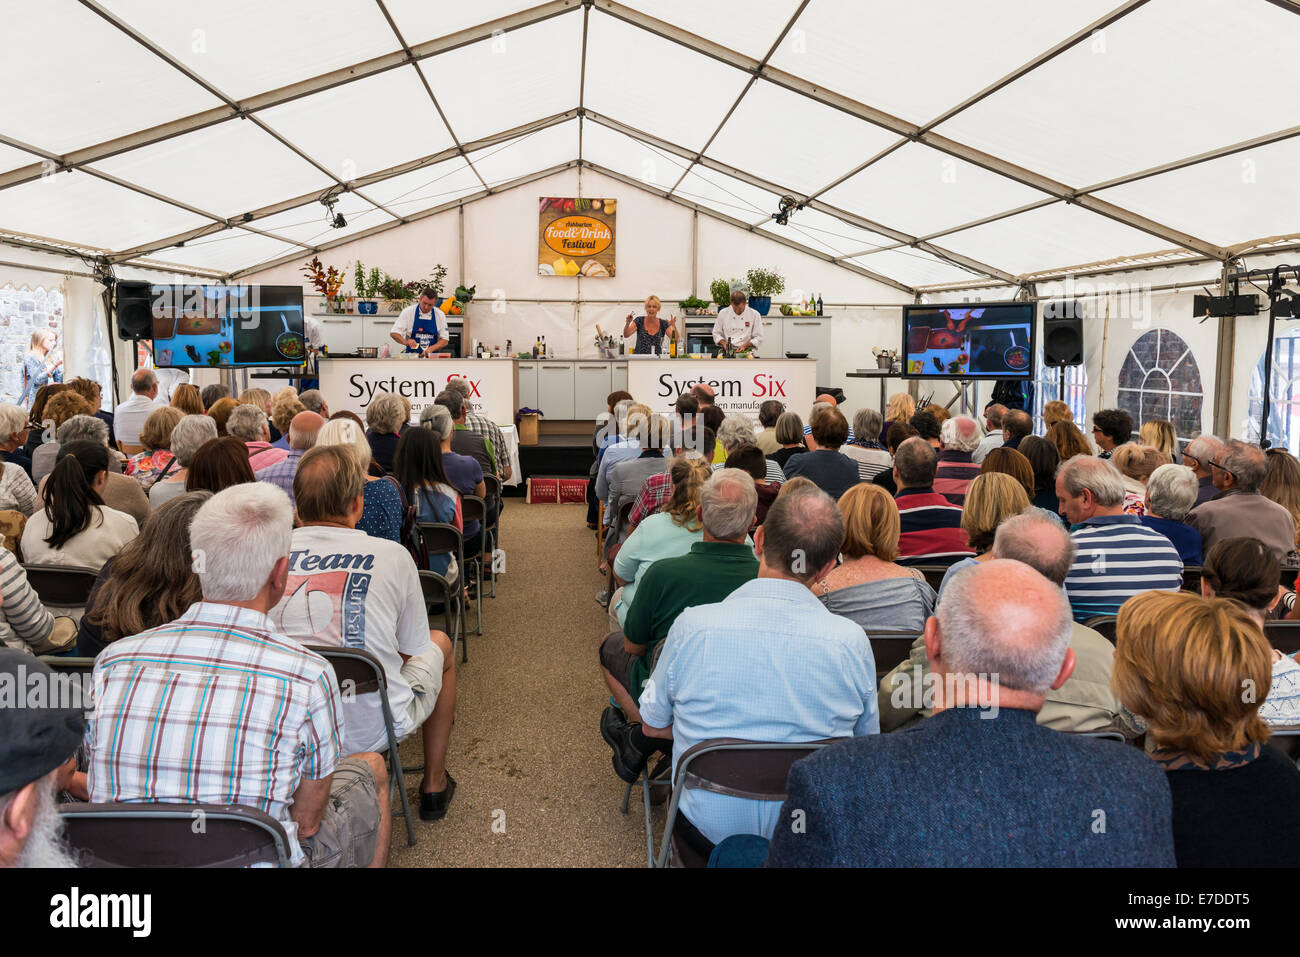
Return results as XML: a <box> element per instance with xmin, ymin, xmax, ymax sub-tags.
<box><xmin>390</xmin><ymin>287</ymin><xmax>449</xmax><ymax>356</ymax></box>
<box><xmin>712</xmin><ymin>287</ymin><xmax>763</xmax><ymax>355</ymax></box>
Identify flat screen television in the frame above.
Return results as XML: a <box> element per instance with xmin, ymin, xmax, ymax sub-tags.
<box><xmin>901</xmin><ymin>301</ymin><xmax>1035</xmax><ymax>379</ymax></box>
<box><xmin>150</xmin><ymin>284</ymin><xmax>305</xmax><ymax>368</ymax></box>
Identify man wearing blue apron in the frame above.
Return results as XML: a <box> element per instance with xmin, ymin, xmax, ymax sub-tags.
<box><xmin>390</xmin><ymin>287</ymin><xmax>449</xmax><ymax>356</ymax></box>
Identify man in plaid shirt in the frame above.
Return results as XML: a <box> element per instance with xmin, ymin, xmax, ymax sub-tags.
<box><xmin>627</xmin><ymin>426</ymin><xmax>717</xmax><ymax>534</ymax></box>
<box><xmin>85</xmin><ymin>483</ymin><xmax>390</xmax><ymax>868</ymax></box>
<box><xmin>446</xmin><ymin>377</ymin><xmax>511</xmax><ymax>482</ymax></box>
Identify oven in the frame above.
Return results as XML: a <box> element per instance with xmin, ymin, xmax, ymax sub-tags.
<box><xmin>684</xmin><ymin>320</ymin><xmax>715</xmax><ymax>357</ymax></box>
<box><xmin>445</xmin><ymin>320</ymin><xmax>463</xmax><ymax>357</ymax></box>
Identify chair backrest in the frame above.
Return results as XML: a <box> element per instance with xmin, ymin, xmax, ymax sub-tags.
<box><xmin>867</xmin><ymin>632</ymin><xmax>919</xmax><ymax>674</ymax></box>
<box><xmin>38</xmin><ymin>655</ymin><xmax>96</xmax><ymax>675</ymax></box>
<box><xmin>1268</xmin><ymin>725</ymin><xmax>1300</xmax><ymax>761</ymax></box>
<box><xmin>461</xmin><ymin>494</ymin><xmax>486</xmax><ymax>525</ymax></box>
<box><xmin>23</xmin><ymin>564</ymin><xmax>101</xmax><ymax>606</ymax></box>
<box><xmin>306</xmin><ymin>644</ymin><xmax>386</xmax><ymax>696</ymax></box>
<box><xmin>912</xmin><ymin>565</ymin><xmax>949</xmax><ymax>593</ymax></box>
<box><xmin>1083</xmin><ymin>615</ymin><xmax>1118</xmax><ymax>644</ymax></box>
<box><xmin>483</xmin><ymin>474</ymin><xmax>502</xmax><ymax>508</ymax></box>
<box><xmin>1265</xmin><ymin>621</ymin><xmax>1300</xmax><ymax>657</ymax></box>
<box><xmin>417</xmin><ymin>522</ymin><xmax>465</xmax><ymax>564</ymax></box>
<box><xmin>1181</xmin><ymin>565</ymin><xmax>1203</xmax><ymax>593</ymax></box>
<box><xmin>59</xmin><ymin>802</ymin><xmax>294</xmax><ymax>867</ymax></box>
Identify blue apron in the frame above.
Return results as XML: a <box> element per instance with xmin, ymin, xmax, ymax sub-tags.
<box><xmin>406</xmin><ymin>307</ymin><xmax>443</xmax><ymax>354</ymax></box>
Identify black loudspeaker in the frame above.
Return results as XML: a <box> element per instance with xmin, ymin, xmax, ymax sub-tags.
<box><xmin>1042</xmin><ymin>300</ymin><xmax>1083</xmax><ymax>367</ymax></box>
<box><xmin>115</xmin><ymin>281</ymin><xmax>153</xmax><ymax>340</ymax></box>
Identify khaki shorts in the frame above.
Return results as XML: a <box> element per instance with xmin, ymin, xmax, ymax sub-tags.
<box><xmin>301</xmin><ymin>757</ymin><xmax>381</xmax><ymax>868</ymax></box>
<box><xmin>399</xmin><ymin>643</ymin><xmax>445</xmax><ymax>732</ymax></box>
<box><xmin>600</xmin><ymin>629</ymin><xmax>635</xmax><ymax>696</ymax></box>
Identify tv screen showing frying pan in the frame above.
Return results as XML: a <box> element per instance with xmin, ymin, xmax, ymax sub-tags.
<box><xmin>901</xmin><ymin>302</ymin><xmax>1035</xmax><ymax>380</ymax></box>
<box><xmin>151</xmin><ymin>285</ymin><xmax>305</xmax><ymax>368</ymax></box>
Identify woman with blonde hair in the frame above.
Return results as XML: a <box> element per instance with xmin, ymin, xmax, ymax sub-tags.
<box><xmin>1046</xmin><ymin>420</ymin><xmax>1092</xmax><ymax>462</ymax></box>
<box><xmin>1139</xmin><ymin>418</ymin><xmax>1177</xmax><ymax>458</ymax></box>
<box><xmin>206</xmin><ymin>396</ymin><xmax>240</xmax><ymax>436</ymax></box>
<box><xmin>1113</xmin><ymin>442</ymin><xmax>1170</xmax><ymax>516</ymax></box>
<box><xmin>882</xmin><ymin>392</ymin><xmax>916</xmax><ymax>446</ymax></box>
<box><xmin>237</xmin><ymin>387</ymin><xmax>271</xmax><ymax>414</ymax></box>
<box><xmin>270</xmin><ymin>390</ymin><xmax>306</xmax><ymax>449</ymax></box>
<box><xmin>125</xmin><ymin>405</ymin><xmax>184</xmax><ymax>489</ymax></box>
<box><xmin>1042</xmin><ymin>399</ymin><xmax>1073</xmax><ymax>429</ymax></box>
<box><xmin>1112</xmin><ymin>589</ymin><xmax>1300</xmax><ymax>867</ymax></box>
<box><xmin>622</xmin><ymin>294</ymin><xmax>678</xmax><ymax>355</ymax></box>
<box><xmin>169</xmin><ymin>383</ymin><xmax>204</xmax><ymax>416</ymax></box>
<box><xmin>1261</xmin><ymin>448</ymin><xmax>1300</xmax><ymax>552</ymax></box>
<box><xmin>19</xmin><ymin>329</ymin><xmax>62</xmax><ymax>409</ymax></box>
<box><xmin>938</xmin><ymin>471</ymin><xmax>1030</xmax><ymax>594</ymax></box>
<box><xmin>816</xmin><ymin>482</ymin><xmax>936</xmax><ymax>634</ymax></box>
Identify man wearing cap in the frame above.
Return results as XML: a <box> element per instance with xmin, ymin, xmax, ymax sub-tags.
<box><xmin>0</xmin><ymin>649</ymin><xmax>84</xmax><ymax>868</ymax></box>
<box><xmin>712</xmin><ymin>289</ymin><xmax>763</xmax><ymax>356</ymax></box>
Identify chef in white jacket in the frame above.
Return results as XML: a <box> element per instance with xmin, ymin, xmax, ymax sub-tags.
<box><xmin>712</xmin><ymin>288</ymin><xmax>763</xmax><ymax>355</ymax></box>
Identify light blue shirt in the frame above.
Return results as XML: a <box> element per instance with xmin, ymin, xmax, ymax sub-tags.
<box><xmin>638</xmin><ymin>577</ymin><xmax>879</xmax><ymax>844</ymax></box>
<box><xmin>595</xmin><ymin>438</ymin><xmax>642</xmax><ymax>511</ymax></box>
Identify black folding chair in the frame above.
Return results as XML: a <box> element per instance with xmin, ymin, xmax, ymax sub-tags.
<box><xmin>1181</xmin><ymin>565</ymin><xmax>1203</xmax><ymax>593</ymax></box>
<box><xmin>1265</xmin><ymin>621</ymin><xmax>1300</xmax><ymax>657</ymax></box>
<box><xmin>866</xmin><ymin>632</ymin><xmax>920</xmax><ymax>675</ymax></box>
<box><xmin>910</xmin><ymin>565</ymin><xmax>950</xmax><ymax>594</ymax></box>
<box><xmin>60</xmin><ymin>802</ymin><xmax>294</xmax><ymax>867</ymax></box>
<box><xmin>23</xmin><ymin>564</ymin><xmax>101</xmax><ymax>607</ymax></box>
<box><xmin>309</xmin><ymin>645</ymin><xmax>416</xmax><ymax>847</ymax></box>
<box><xmin>1269</xmin><ymin>725</ymin><xmax>1300</xmax><ymax>764</ymax></box>
<box><xmin>482</xmin><ymin>475</ymin><xmax>503</xmax><ymax>598</ymax></box>
<box><xmin>1083</xmin><ymin>615</ymin><xmax>1118</xmax><ymax>644</ymax></box>
<box><xmin>417</xmin><ymin>522</ymin><xmax>468</xmax><ymax>662</ymax></box>
<box><xmin>461</xmin><ymin>495</ymin><xmax>488</xmax><ymax>637</ymax></box>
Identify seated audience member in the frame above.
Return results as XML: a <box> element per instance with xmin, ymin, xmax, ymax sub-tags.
<box><xmin>607</xmin><ymin>414</ymin><xmax>672</xmax><ymax>547</ymax></box>
<box><xmin>972</xmin><ymin>403</ymin><xmax>1006</xmax><ymax>464</ymax></box>
<box><xmin>1091</xmin><ymin>408</ymin><xmax>1132</xmax><ymax>459</ymax></box>
<box><xmin>31</xmin><ymin>390</ymin><xmax>95</xmax><ymax>485</ymax></box>
<box><xmin>297</xmin><ymin>388</ymin><xmax>329</xmax><ymax>418</ymax></box>
<box><xmin>1000</xmin><ymin>409</ymin><xmax>1033</xmax><ymax>451</ymax></box>
<box><xmin>765</xmin><ymin>412</ymin><xmax>807</xmax><ymax>472</ymax></box>
<box><xmin>1261</xmin><ymin>448</ymin><xmax>1300</xmax><ymax>555</ymax></box>
<box><xmin>701</xmin><ymin>405</ymin><xmax>726</xmax><ymax>461</ymax></box>
<box><xmin>882</xmin><ymin>508</ymin><xmax>1136</xmax><ymax>736</ymax></box>
<box><xmin>186</xmin><ymin>435</ymin><xmax>256</xmax><ymax>494</ymax></box>
<box><xmin>1113</xmin><ymin>590</ymin><xmax>1300</xmax><ymax>867</ymax></box>
<box><xmin>23</xmin><ymin>441</ymin><xmax>138</xmax><ymax>581</ymax></box>
<box><xmin>816</xmin><ymin>483</ymin><xmax>936</xmax><ymax>634</ymax></box>
<box><xmin>908</xmin><ymin>409</ymin><xmax>941</xmax><ymax>449</ymax></box>
<box><xmin>626</xmin><ymin>427</ymin><xmax>715</xmax><ymax>533</ymax></box>
<box><xmin>1139</xmin><ymin>418</ymin><xmax>1177</xmax><ymax>458</ymax></box>
<box><xmin>113</xmin><ymin>369</ymin><xmax>164</xmax><ymax>449</ymax></box>
<box><xmin>124</xmin><ymin>406</ymin><xmax>184</xmax><ymax>489</ymax></box>
<box><xmin>1018</xmin><ymin>435</ymin><xmax>1061</xmax><ymax>516</ymax></box>
<box><xmin>924</xmin><ymin>403</ymin><xmax>951</xmax><ymax>428</ymax></box>
<box><xmin>36</xmin><ymin>415</ymin><xmax>149</xmax><ymax>528</ymax></box>
<box><xmin>1047</xmin><ymin>419</ymin><xmax>1093</xmax><ymax>462</ymax></box>
<box><xmin>419</xmin><ymin>405</ymin><xmax>486</xmax><ymax>554</ymax></box>
<box><xmin>610</xmin><ymin>457</ymin><xmax>712</xmax><ymax>629</ymax></box>
<box><xmin>1042</xmin><ymin>399</ymin><xmax>1073</xmax><ymax>430</ymax></box>
<box><xmin>85</xmin><ymin>483</ymin><xmax>390</xmax><ymax>868</ymax></box>
<box><xmin>882</xmin><ymin>392</ymin><xmax>916</xmax><ymax>447</ymax></box>
<box><xmin>269</xmin><ymin>391</ymin><xmax>305</xmax><ymax>451</ymax></box>
<box><xmin>0</xmin><ymin>404</ymin><xmax>38</xmax><ymax>516</ymax></box>
<box><xmin>68</xmin><ymin>376</ymin><xmax>115</xmax><ymax>449</ymax></box>
<box><xmin>273</xmin><ymin>446</ymin><xmax>458</xmax><ymax>820</ymax></box>
<box><xmin>206</xmin><ymin>396</ymin><xmax>240</xmax><ymax>436</ymax></box>
<box><xmin>255</xmin><ymin>411</ymin><xmax>324</xmax><ymax>508</ymax></box>
<box><xmin>393</xmin><ymin>426</ymin><xmax>462</xmax><ymax>581</ymax></box>
<box><xmin>754</xmin><ymin>400</ymin><xmax>785</xmax><ymax>455</ymax></box>
<box><xmin>595</xmin><ymin>402</ymin><xmax>652</xmax><ymax>508</ymax></box>
<box><xmin>716</xmin><ymin>414</ymin><xmax>785</xmax><ymax>483</ymax></box>
<box><xmin>690</xmin><ymin>383</ymin><xmax>715</xmax><ymax>408</ymax></box>
<box><xmin>801</xmin><ymin>396</ymin><xmax>855</xmax><ymax>444</ymax></box>
<box><xmin>769</xmin><ymin>559</ymin><xmax>1176</xmax><ymax>867</ymax></box>
<box><xmin>1182</xmin><ymin>433</ymin><xmax>1224</xmax><ymax>508</ymax></box>
<box><xmin>1200</xmin><ymin>538</ymin><xmax>1300</xmax><ymax>726</ymax></box>
<box><xmin>169</xmin><ymin>382</ymin><xmax>204</xmax><ymax>417</ymax></box>
<box><xmin>199</xmin><ymin>383</ymin><xmax>230</xmax><ymax>411</ymax></box>
<box><xmin>0</xmin><ymin>650</ymin><xmax>84</xmax><ymax>868</ymax></box>
<box><xmin>1056</xmin><ymin>455</ymin><xmax>1181</xmax><ymax>621</ymax></box>
<box><xmin>783</xmin><ymin>408</ymin><xmax>858</xmax><ymax>500</ymax></box>
<box><xmin>871</xmin><ymin>422</ymin><xmax>919</xmax><ymax>497</ymax></box>
<box><xmin>1112</xmin><ymin>442</ymin><xmax>1170</xmax><ymax>516</ymax></box>
<box><xmin>933</xmin><ymin>415</ymin><xmax>982</xmax><ymax>506</ymax></box>
<box><xmin>0</xmin><ymin>547</ymin><xmax>75</xmax><ymax>654</ymax></box>
<box><xmin>1139</xmin><ymin>464</ymin><xmax>1202</xmax><ymax>565</ymax></box>
<box><xmin>446</xmin><ymin>377</ymin><xmax>511</xmax><ymax>482</ymax></box>
<box><xmin>436</xmin><ymin>389</ymin><xmax>497</xmax><ymax>482</ymax></box>
<box><xmin>725</xmin><ymin>444</ymin><xmax>780</xmax><ymax>525</ymax></box>
<box><xmin>363</xmin><ymin>393</ymin><xmax>406</xmax><ymax>475</ymax></box>
<box><xmin>937</xmin><ymin>472</ymin><xmax>1030</xmax><ymax>594</ymax></box>
<box><xmin>227</xmin><ymin>403</ymin><xmax>289</xmax><ymax>473</ymax></box>
<box><xmin>1186</xmin><ymin>438</ymin><xmax>1298</xmax><ymax>565</ymax></box>
<box><xmin>893</xmin><ymin>437</ymin><xmax>974</xmax><ymax>567</ymax></box>
<box><xmin>600</xmin><ymin>469</ymin><xmax>759</xmax><ymax>727</ymax></box>
<box><xmin>238</xmin><ymin>387</ymin><xmax>272</xmax><ymax>416</ymax></box>
<box><xmin>841</xmin><ymin>408</ymin><xmax>892</xmax><ymax>482</ymax></box>
<box><xmin>316</xmin><ymin>418</ymin><xmax>405</xmax><ymax>544</ymax></box>
<box><xmin>621</xmin><ymin>484</ymin><xmax>879</xmax><ymax>856</ymax></box>
<box><xmin>151</xmin><ymin>414</ymin><xmax>218</xmax><ymax>507</ymax></box>
<box><xmin>980</xmin><ymin>445</ymin><xmax>1035</xmax><ymax>502</ymax></box>
<box><xmin>77</xmin><ymin>491</ymin><xmax>210</xmax><ymax>658</ymax></box>
<box><xmin>21</xmin><ymin>386</ymin><xmax>69</xmax><ymax>466</ymax></box>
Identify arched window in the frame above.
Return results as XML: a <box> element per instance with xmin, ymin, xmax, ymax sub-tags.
<box><xmin>1116</xmin><ymin>328</ymin><xmax>1204</xmax><ymax>450</ymax></box>
<box><xmin>1031</xmin><ymin>346</ymin><xmax>1087</xmax><ymax>433</ymax></box>
<box><xmin>1246</xmin><ymin>327</ymin><xmax>1300</xmax><ymax>455</ymax></box>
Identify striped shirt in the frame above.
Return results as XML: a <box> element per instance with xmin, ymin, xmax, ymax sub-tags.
<box><xmin>713</xmin><ymin>459</ymin><xmax>786</xmax><ymax>483</ymax></box>
<box><xmin>1064</xmin><ymin>514</ymin><xmax>1182</xmax><ymax>623</ymax></box>
<box><xmin>0</xmin><ymin>461</ymin><xmax>38</xmax><ymax>516</ymax></box>
<box><xmin>841</xmin><ymin>442</ymin><xmax>892</xmax><ymax>482</ymax></box>
<box><xmin>85</xmin><ymin>601</ymin><xmax>344</xmax><ymax>865</ymax></box>
<box><xmin>0</xmin><ymin>546</ymin><xmax>56</xmax><ymax>652</ymax></box>
<box><xmin>933</xmin><ymin>449</ymin><xmax>982</xmax><ymax>506</ymax></box>
<box><xmin>895</xmin><ymin>487</ymin><xmax>974</xmax><ymax>567</ymax></box>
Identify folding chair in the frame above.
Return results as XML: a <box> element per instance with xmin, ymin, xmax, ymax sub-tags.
<box><xmin>1265</xmin><ymin>621</ymin><xmax>1300</xmax><ymax>657</ymax></box>
<box><xmin>1083</xmin><ymin>615</ymin><xmax>1118</xmax><ymax>644</ymax></box>
<box><xmin>417</xmin><ymin>522</ymin><xmax>468</xmax><ymax>662</ymax></box>
<box><xmin>59</xmin><ymin>802</ymin><xmax>294</xmax><ymax>867</ymax></box>
<box><xmin>482</xmin><ymin>474</ymin><xmax>503</xmax><ymax>598</ymax></box>
<box><xmin>23</xmin><ymin>564</ymin><xmax>101</xmax><ymax>607</ymax></box>
<box><xmin>1269</xmin><ymin>725</ymin><xmax>1300</xmax><ymax>765</ymax></box>
<box><xmin>309</xmin><ymin>644</ymin><xmax>417</xmax><ymax>847</ymax></box>
<box><xmin>653</xmin><ymin>738</ymin><xmax>837</xmax><ymax>869</ymax></box>
<box><xmin>911</xmin><ymin>565</ymin><xmax>950</xmax><ymax>594</ymax></box>
<box><xmin>867</xmin><ymin>632</ymin><xmax>920</xmax><ymax>675</ymax></box>
<box><xmin>1181</xmin><ymin>565</ymin><xmax>1203</xmax><ymax>594</ymax></box>
<box><xmin>38</xmin><ymin>655</ymin><xmax>96</xmax><ymax>674</ymax></box>
<box><xmin>461</xmin><ymin>494</ymin><xmax>488</xmax><ymax>636</ymax></box>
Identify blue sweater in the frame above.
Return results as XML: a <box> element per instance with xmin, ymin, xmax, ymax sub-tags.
<box><xmin>766</xmin><ymin>706</ymin><xmax>1175</xmax><ymax>867</ymax></box>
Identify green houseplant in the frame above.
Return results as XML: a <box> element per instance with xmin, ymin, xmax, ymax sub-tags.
<box><xmin>679</xmin><ymin>295</ymin><xmax>712</xmax><ymax>316</ymax></box>
<box><xmin>710</xmin><ymin>277</ymin><xmax>742</xmax><ymax>309</ymax></box>
<box><xmin>744</xmin><ymin>267</ymin><xmax>784</xmax><ymax>316</ymax></box>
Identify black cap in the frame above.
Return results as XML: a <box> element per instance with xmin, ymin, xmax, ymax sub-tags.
<box><xmin>0</xmin><ymin>649</ymin><xmax>86</xmax><ymax>794</ymax></box>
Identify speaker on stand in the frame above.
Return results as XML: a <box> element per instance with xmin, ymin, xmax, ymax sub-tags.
<box><xmin>1042</xmin><ymin>299</ymin><xmax>1084</xmax><ymax>397</ymax></box>
<box><xmin>114</xmin><ymin>281</ymin><xmax>153</xmax><ymax>340</ymax></box>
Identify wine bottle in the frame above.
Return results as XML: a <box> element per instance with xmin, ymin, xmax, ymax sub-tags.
<box><xmin>816</xmin><ymin>293</ymin><xmax>823</xmax><ymax>316</ymax></box>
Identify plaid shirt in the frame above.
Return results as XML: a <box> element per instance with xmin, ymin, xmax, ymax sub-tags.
<box><xmin>462</xmin><ymin>411</ymin><xmax>508</xmax><ymax>479</ymax></box>
<box><xmin>255</xmin><ymin>448</ymin><xmax>305</xmax><ymax>507</ymax></box>
<box><xmin>628</xmin><ymin>470</ymin><xmax>674</xmax><ymax>533</ymax></box>
<box><xmin>86</xmin><ymin>601</ymin><xmax>344</xmax><ymax>865</ymax></box>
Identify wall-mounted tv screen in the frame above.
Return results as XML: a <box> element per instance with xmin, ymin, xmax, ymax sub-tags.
<box><xmin>150</xmin><ymin>285</ymin><xmax>305</xmax><ymax>368</ymax></box>
<box><xmin>901</xmin><ymin>302</ymin><xmax>1035</xmax><ymax>380</ymax></box>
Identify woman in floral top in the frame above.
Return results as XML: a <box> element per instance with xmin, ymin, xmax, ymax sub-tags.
<box><xmin>125</xmin><ymin>406</ymin><xmax>184</xmax><ymax>490</ymax></box>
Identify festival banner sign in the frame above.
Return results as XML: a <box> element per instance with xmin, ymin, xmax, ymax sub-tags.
<box><xmin>538</xmin><ymin>197</ymin><xmax>616</xmax><ymax>277</ymax></box>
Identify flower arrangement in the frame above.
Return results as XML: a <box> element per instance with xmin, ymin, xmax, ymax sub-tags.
<box><xmin>301</xmin><ymin>257</ymin><xmax>346</xmax><ymax>298</ymax></box>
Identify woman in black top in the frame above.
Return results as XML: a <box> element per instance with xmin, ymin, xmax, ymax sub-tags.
<box><xmin>622</xmin><ymin>295</ymin><xmax>678</xmax><ymax>355</ymax></box>
<box><xmin>1113</xmin><ymin>590</ymin><xmax>1300</xmax><ymax>867</ymax></box>
<box><xmin>1018</xmin><ymin>435</ymin><xmax>1062</xmax><ymax>517</ymax></box>
<box><xmin>766</xmin><ymin>411</ymin><xmax>807</xmax><ymax>471</ymax></box>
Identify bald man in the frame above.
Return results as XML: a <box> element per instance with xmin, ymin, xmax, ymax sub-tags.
<box><xmin>767</xmin><ymin>559</ymin><xmax>1176</xmax><ymax>867</ymax></box>
<box><xmin>255</xmin><ymin>410</ymin><xmax>324</xmax><ymax>507</ymax></box>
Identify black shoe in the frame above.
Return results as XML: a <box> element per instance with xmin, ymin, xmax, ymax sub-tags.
<box><xmin>600</xmin><ymin>706</ymin><xmax>649</xmax><ymax>784</ymax></box>
<box><xmin>419</xmin><ymin>773</ymin><xmax>456</xmax><ymax>821</ymax></box>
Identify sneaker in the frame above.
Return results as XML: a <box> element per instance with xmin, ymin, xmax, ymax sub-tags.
<box><xmin>600</xmin><ymin>706</ymin><xmax>649</xmax><ymax>784</ymax></box>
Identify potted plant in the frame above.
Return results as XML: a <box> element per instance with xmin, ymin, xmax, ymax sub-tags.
<box><xmin>377</xmin><ymin>273</ymin><xmax>414</xmax><ymax>313</ymax></box>
<box><xmin>301</xmin><ymin>257</ymin><xmax>346</xmax><ymax>314</ymax></box>
<box><xmin>354</xmin><ymin>262</ymin><xmax>382</xmax><ymax>314</ymax></box>
<box><xmin>679</xmin><ymin>295</ymin><xmax>712</xmax><ymax>316</ymax></box>
<box><xmin>744</xmin><ymin>267</ymin><xmax>785</xmax><ymax>317</ymax></box>
<box><xmin>710</xmin><ymin>277</ymin><xmax>741</xmax><ymax>309</ymax></box>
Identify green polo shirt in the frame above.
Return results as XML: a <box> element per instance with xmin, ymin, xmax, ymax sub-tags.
<box><xmin>622</xmin><ymin>539</ymin><xmax>759</xmax><ymax>700</ymax></box>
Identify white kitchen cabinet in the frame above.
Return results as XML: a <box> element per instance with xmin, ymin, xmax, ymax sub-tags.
<box><xmin>761</xmin><ymin>315</ymin><xmax>783</xmax><ymax>360</ymax></box>
<box><xmin>783</xmin><ymin>318</ymin><xmax>832</xmax><ymax>386</ymax></box>
<box><xmin>537</xmin><ymin>362</ymin><xmax>575</xmax><ymax>419</ymax></box>
<box><xmin>516</xmin><ymin>361</ymin><xmax>538</xmax><ymax>410</ymax></box>
<box><xmin>574</xmin><ymin>363</ymin><xmax>612</xmax><ymax>421</ymax></box>
<box><xmin>317</xmin><ymin>316</ymin><xmax>362</xmax><ymax>355</ymax></box>
<box><xmin>363</xmin><ymin>316</ymin><xmax>396</xmax><ymax>351</ymax></box>
<box><xmin>611</xmin><ymin>362</ymin><xmax>628</xmax><ymax>395</ymax></box>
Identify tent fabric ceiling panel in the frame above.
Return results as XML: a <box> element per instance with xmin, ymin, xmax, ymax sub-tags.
<box><xmin>936</xmin><ymin>0</ymin><xmax>1300</xmax><ymax>187</ymax></box>
<box><xmin>936</xmin><ymin>202</ymin><xmax>1171</xmax><ymax>277</ymax></box>
<box><xmin>0</xmin><ymin>170</ymin><xmax>211</xmax><ymax>252</ymax></box>
<box><xmin>468</xmin><ymin>120</ymin><xmax>578</xmax><ymax>187</ymax></box>
<box><xmin>760</xmin><ymin>207</ymin><xmax>895</xmax><ymax>258</ymax></box>
<box><xmin>5</xmin><ymin>0</ymin><xmax>223</xmax><ymax>155</ymax></box>
<box><xmin>821</xmin><ymin>142</ymin><xmax>1052</xmax><ymax>238</ymax></box>
<box><xmin>583</xmin><ymin>11</ymin><xmax>752</xmax><ymax>153</ymax></box>
<box><xmin>148</xmin><ymin>228</ymin><xmax>302</xmax><ymax>274</ymax></box>
<box><xmin>419</xmin><ymin>15</ymin><xmax>583</xmax><ymax>143</ymax></box>
<box><xmin>707</xmin><ymin>80</ymin><xmax>900</xmax><ymax>196</ymax></box>
<box><xmin>629</xmin><ymin>0</ymin><xmax>804</xmax><ymax>59</ymax></box>
<box><xmin>257</xmin><ymin>66</ymin><xmax>455</xmax><ymax>181</ymax></box>
<box><xmin>581</xmin><ymin>121</ymin><xmax>690</xmax><ymax>189</ymax></box>
<box><xmin>0</xmin><ymin>144</ymin><xmax>44</xmax><ymax>176</ymax></box>
<box><xmin>248</xmin><ymin>194</ymin><xmax>395</xmax><ymax>248</ymax></box>
<box><xmin>1091</xmin><ymin>136</ymin><xmax>1300</xmax><ymax>250</ymax></box>
<box><xmin>766</xmin><ymin>0</ymin><xmax>1122</xmax><ymax>124</ymax></box>
<box><xmin>672</xmin><ymin>166</ymin><xmax>784</xmax><ymax>223</ymax></box>
<box><xmin>354</xmin><ymin>157</ymin><xmax>484</xmax><ymax>216</ymax></box>
<box><xmin>89</xmin><ymin>119</ymin><xmax>334</xmax><ymax>218</ymax></box>
<box><xmin>97</xmin><ymin>0</ymin><xmax>401</xmax><ymax>101</ymax></box>
<box><xmin>382</xmin><ymin>0</ymin><xmax>555</xmax><ymax>46</ymax></box>
<box><xmin>847</xmin><ymin>247</ymin><xmax>985</xmax><ymax>288</ymax></box>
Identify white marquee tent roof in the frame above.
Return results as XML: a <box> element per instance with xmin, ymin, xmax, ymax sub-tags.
<box><xmin>3</xmin><ymin>0</ymin><xmax>1300</xmax><ymax>293</ymax></box>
